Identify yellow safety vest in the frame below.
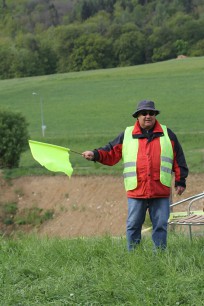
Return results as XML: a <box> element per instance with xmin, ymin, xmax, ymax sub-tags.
<box><xmin>122</xmin><ymin>124</ymin><xmax>173</xmax><ymax>191</ymax></box>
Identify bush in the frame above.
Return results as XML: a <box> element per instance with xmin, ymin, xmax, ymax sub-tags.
<box><xmin>15</xmin><ymin>207</ymin><xmax>54</xmax><ymax>226</ymax></box>
<box><xmin>189</xmin><ymin>39</ymin><xmax>204</xmax><ymax>56</ymax></box>
<box><xmin>152</xmin><ymin>42</ymin><xmax>176</xmax><ymax>62</ymax></box>
<box><xmin>0</xmin><ymin>202</ymin><xmax>18</xmax><ymax>225</ymax></box>
<box><xmin>0</xmin><ymin>110</ymin><xmax>29</xmax><ymax>168</ymax></box>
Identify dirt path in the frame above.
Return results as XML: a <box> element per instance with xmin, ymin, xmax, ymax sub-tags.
<box><xmin>0</xmin><ymin>174</ymin><xmax>203</xmax><ymax>238</ymax></box>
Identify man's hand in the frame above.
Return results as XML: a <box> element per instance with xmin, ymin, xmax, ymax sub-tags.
<box><xmin>175</xmin><ymin>186</ymin><xmax>185</xmax><ymax>195</ymax></box>
<box><xmin>82</xmin><ymin>151</ymin><xmax>94</xmax><ymax>161</ymax></box>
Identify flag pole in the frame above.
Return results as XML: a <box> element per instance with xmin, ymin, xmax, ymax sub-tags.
<box><xmin>69</xmin><ymin>149</ymin><xmax>82</xmax><ymax>155</ymax></box>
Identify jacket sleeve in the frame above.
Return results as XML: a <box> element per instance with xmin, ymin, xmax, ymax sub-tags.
<box><xmin>167</xmin><ymin>128</ymin><xmax>189</xmax><ymax>188</ymax></box>
<box><xmin>93</xmin><ymin>132</ymin><xmax>124</xmax><ymax>166</ymax></box>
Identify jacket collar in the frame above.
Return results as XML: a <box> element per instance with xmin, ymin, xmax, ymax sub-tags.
<box><xmin>132</xmin><ymin>119</ymin><xmax>164</xmax><ymax>136</ymax></box>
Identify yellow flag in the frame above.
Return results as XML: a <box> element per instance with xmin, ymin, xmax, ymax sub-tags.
<box><xmin>29</xmin><ymin>140</ymin><xmax>73</xmax><ymax>177</ymax></box>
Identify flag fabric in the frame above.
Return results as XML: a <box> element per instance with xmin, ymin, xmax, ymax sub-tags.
<box><xmin>29</xmin><ymin>140</ymin><xmax>73</xmax><ymax>177</ymax></box>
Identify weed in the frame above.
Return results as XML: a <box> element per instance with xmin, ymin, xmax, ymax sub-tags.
<box><xmin>64</xmin><ymin>193</ymin><xmax>69</xmax><ymax>199</ymax></box>
<box><xmin>15</xmin><ymin>207</ymin><xmax>54</xmax><ymax>226</ymax></box>
<box><xmin>71</xmin><ymin>203</ymin><xmax>79</xmax><ymax>211</ymax></box>
<box><xmin>60</xmin><ymin>205</ymin><xmax>68</xmax><ymax>212</ymax></box>
<box><xmin>14</xmin><ymin>188</ymin><xmax>24</xmax><ymax>197</ymax></box>
<box><xmin>1</xmin><ymin>202</ymin><xmax>18</xmax><ymax>225</ymax></box>
<box><xmin>3</xmin><ymin>202</ymin><xmax>18</xmax><ymax>215</ymax></box>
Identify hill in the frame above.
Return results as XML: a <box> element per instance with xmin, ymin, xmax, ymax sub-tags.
<box><xmin>1</xmin><ymin>0</ymin><xmax>204</xmax><ymax>78</ymax></box>
<box><xmin>1</xmin><ymin>57</ymin><xmax>204</xmax><ymax>175</ymax></box>
<box><xmin>1</xmin><ymin>173</ymin><xmax>203</xmax><ymax>237</ymax></box>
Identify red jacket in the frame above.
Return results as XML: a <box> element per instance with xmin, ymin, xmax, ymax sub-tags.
<box><xmin>93</xmin><ymin>120</ymin><xmax>188</xmax><ymax>199</ymax></box>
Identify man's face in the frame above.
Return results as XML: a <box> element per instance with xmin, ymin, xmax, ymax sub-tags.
<box><xmin>137</xmin><ymin>110</ymin><xmax>156</xmax><ymax>130</ymax></box>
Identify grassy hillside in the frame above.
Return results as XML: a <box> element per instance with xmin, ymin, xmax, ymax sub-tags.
<box><xmin>0</xmin><ymin>57</ymin><xmax>204</xmax><ymax>176</ymax></box>
<box><xmin>0</xmin><ymin>234</ymin><xmax>203</xmax><ymax>305</ymax></box>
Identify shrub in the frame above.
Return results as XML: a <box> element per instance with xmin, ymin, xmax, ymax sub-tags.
<box><xmin>0</xmin><ymin>202</ymin><xmax>18</xmax><ymax>225</ymax></box>
<box><xmin>0</xmin><ymin>110</ymin><xmax>29</xmax><ymax>168</ymax></box>
<box><xmin>15</xmin><ymin>207</ymin><xmax>54</xmax><ymax>226</ymax></box>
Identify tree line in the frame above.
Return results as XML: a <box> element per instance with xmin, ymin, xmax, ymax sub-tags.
<box><xmin>0</xmin><ymin>0</ymin><xmax>204</xmax><ymax>79</ymax></box>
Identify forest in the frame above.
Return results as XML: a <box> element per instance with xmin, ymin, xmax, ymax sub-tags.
<box><xmin>0</xmin><ymin>0</ymin><xmax>204</xmax><ymax>79</ymax></box>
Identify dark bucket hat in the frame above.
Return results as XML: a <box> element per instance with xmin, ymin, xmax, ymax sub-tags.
<box><xmin>132</xmin><ymin>100</ymin><xmax>160</xmax><ymax>118</ymax></box>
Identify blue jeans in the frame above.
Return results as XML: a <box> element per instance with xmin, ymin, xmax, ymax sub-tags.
<box><xmin>126</xmin><ymin>198</ymin><xmax>170</xmax><ymax>251</ymax></box>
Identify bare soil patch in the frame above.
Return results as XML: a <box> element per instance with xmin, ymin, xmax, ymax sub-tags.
<box><xmin>0</xmin><ymin>173</ymin><xmax>203</xmax><ymax>238</ymax></box>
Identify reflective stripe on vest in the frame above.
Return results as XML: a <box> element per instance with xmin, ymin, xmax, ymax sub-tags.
<box><xmin>122</xmin><ymin>124</ymin><xmax>173</xmax><ymax>191</ymax></box>
<box><xmin>159</xmin><ymin>125</ymin><xmax>173</xmax><ymax>187</ymax></box>
<box><xmin>122</xmin><ymin>126</ymin><xmax>139</xmax><ymax>191</ymax></box>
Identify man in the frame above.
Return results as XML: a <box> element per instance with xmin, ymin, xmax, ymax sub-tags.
<box><xmin>82</xmin><ymin>100</ymin><xmax>188</xmax><ymax>250</ymax></box>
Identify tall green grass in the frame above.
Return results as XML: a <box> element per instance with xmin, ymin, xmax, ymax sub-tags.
<box><xmin>1</xmin><ymin>57</ymin><xmax>204</xmax><ymax>176</ymax></box>
<box><xmin>0</xmin><ymin>233</ymin><xmax>203</xmax><ymax>305</ymax></box>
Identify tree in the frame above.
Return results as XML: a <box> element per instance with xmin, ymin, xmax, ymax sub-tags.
<box><xmin>182</xmin><ymin>0</ymin><xmax>193</xmax><ymax>13</ymax></box>
<box><xmin>68</xmin><ymin>33</ymin><xmax>114</xmax><ymax>71</ymax></box>
<box><xmin>189</xmin><ymin>39</ymin><xmax>204</xmax><ymax>56</ymax></box>
<box><xmin>113</xmin><ymin>30</ymin><xmax>145</xmax><ymax>66</ymax></box>
<box><xmin>138</xmin><ymin>0</ymin><xmax>149</xmax><ymax>5</ymax></box>
<box><xmin>1</xmin><ymin>0</ymin><xmax>204</xmax><ymax>75</ymax></box>
<box><xmin>2</xmin><ymin>0</ymin><xmax>7</xmax><ymax>9</ymax></box>
<box><xmin>147</xmin><ymin>24</ymin><xmax>174</xmax><ymax>62</ymax></box>
<box><xmin>0</xmin><ymin>39</ymin><xmax>14</xmax><ymax>79</ymax></box>
<box><xmin>83</xmin><ymin>11</ymin><xmax>111</xmax><ymax>35</ymax></box>
<box><xmin>152</xmin><ymin>42</ymin><xmax>176</xmax><ymax>62</ymax></box>
<box><xmin>81</xmin><ymin>0</ymin><xmax>93</xmax><ymax>21</ymax></box>
<box><xmin>53</xmin><ymin>24</ymin><xmax>83</xmax><ymax>73</ymax></box>
<box><xmin>0</xmin><ymin>110</ymin><xmax>29</xmax><ymax>168</ymax></box>
<box><xmin>174</xmin><ymin>39</ymin><xmax>189</xmax><ymax>55</ymax></box>
<box><xmin>11</xmin><ymin>33</ymin><xmax>45</xmax><ymax>77</ymax></box>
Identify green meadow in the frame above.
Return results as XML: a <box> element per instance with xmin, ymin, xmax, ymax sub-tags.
<box><xmin>1</xmin><ymin>59</ymin><xmax>204</xmax><ymax>305</ymax></box>
<box><xmin>0</xmin><ymin>56</ymin><xmax>204</xmax><ymax>176</ymax></box>
<box><xmin>0</xmin><ymin>234</ymin><xmax>203</xmax><ymax>305</ymax></box>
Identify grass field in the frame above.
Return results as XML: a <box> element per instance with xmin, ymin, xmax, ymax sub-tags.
<box><xmin>0</xmin><ymin>234</ymin><xmax>203</xmax><ymax>305</ymax></box>
<box><xmin>0</xmin><ymin>57</ymin><xmax>204</xmax><ymax>176</ymax></box>
<box><xmin>1</xmin><ymin>59</ymin><xmax>204</xmax><ymax>306</ymax></box>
